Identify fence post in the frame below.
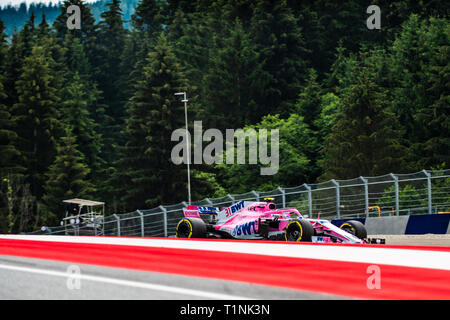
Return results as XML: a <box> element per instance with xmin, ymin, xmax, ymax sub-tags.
<box><xmin>390</xmin><ymin>173</ymin><xmax>399</xmax><ymax>216</ymax></box>
<box><xmin>304</xmin><ymin>183</ymin><xmax>312</xmax><ymax>217</ymax></box>
<box><xmin>423</xmin><ymin>170</ymin><xmax>432</xmax><ymax>214</ymax></box>
<box><xmin>113</xmin><ymin>214</ymin><xmax>120</xmax><ymax>236</ymax></box>
<box><xmin>228</xmin><ymin>194</ymin><xmax>235</xmax><ymax>204</ymax></box>
<box><xmin>251</xmin><ymin>190</ymin><xmax>259</xmax><ymax>201</ymax></box>
<box><xmin>278</xmin><ymin>187</ymin><xmax>286</xmax><ymax>208</ymax></box>
<box><xmin>205</xmin><ymin>198</ymin><xmax>213</xmax><ymax>206</ymax></box>
<box><xmin>137</xmin><ymin>210</ymin><xmax>145</xmax><ymax>237</ymax></box>
<box><xmin>159</xmin><ymin>206</ymin><xmax>168</xmax><ymax>237</ymax></box>
<box><xmin>360</xmin><ymin>176</ymin><xmax>369</xmax><ymax>218</ymax></box>
<box><xmin>331</xmin><ymin>180</ymin><xmax>340</xmax><ymax>219</ymax></box>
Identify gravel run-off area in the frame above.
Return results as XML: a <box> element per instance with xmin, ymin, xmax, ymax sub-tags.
<box><xmin>371</xmin><ymin>234</ymin><xmax>450</xmax><ymax>246</ymax></box>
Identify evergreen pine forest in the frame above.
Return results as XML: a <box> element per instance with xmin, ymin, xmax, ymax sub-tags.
<box><xmin>0</xmin><ymin>0</ymin><xmax>448</xmax><ymax>233</ymax></box>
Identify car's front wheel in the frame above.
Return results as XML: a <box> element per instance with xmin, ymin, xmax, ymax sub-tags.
<box><xmin>284</xmin><ymin>219</ymin><xmax>314</xmax><ymax>242</ymax></box>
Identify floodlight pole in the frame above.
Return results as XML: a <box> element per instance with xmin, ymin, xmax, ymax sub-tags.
<box><xmin>175</xmin><ymin>92</ymin><xmax>191</xmax><ymax>204</ymax></box>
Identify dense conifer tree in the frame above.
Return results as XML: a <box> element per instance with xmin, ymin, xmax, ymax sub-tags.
<box><xmin>53</xmin><ymin>0</ymin><xmax>100</xmax><ymax>76</ymax></box>
<box><xmin>97</xmin><ymin>0</ymin><xmax>127</xmax><ymax>164</ymax></box>
<box><xmin>42</xmin><ymin>132</ymin><xmax>94</xmax><ymax>225</ymax></box>
<box><xmin>0</xmin><ymin>20</ymin><xmax>22</xmax><ymax>178</ymax></box>
<box><xmin>12</xmin><ymin>45</ymin><xmax>63</xmax><ymax>200</ymax></box>
<box><xmin>319</xmin><ymin>71</ymin><xmax>408</xmax><ymax>180</ymax></box>
<box><xmin>203</xmin><ymin>18</ymin><xmax>266</xmax><ymax>130</ymax></box>
<box><xmin>37</xmin><ymin>13</ymin><xmax>50</xmax><ymax>37</ymax></box>
<box><xmin>61</xmin><ymin>73</ymin><xmax>103</xmax><ymax>176</ymax></box>
<box><xmin>132</xmin><ymin>0</ymin><xmax>165</xmax><ymax>38</ymax></box>
<box><xmin>249</xmin><ymin>0</ymin><xmax>310</xmax><ymax>118</ymax></box>
<box><xmin>3</xmin><ymin>14</ymin><xmax>38</xmax><ymax>109</ymax></box>
<box><xmin>390</xmin><ymin>15</ymin><xmax>450</xmax><ymax>169</ymax></box>
<box><xmin>117</xmin><ymin>33</ymin><xmax>188</xmax><ymax>209</ymax></box>
<box><xmin>294</xmin><ymin>69</ymin><xmax>323</xmax><ymax>131</ymax></box>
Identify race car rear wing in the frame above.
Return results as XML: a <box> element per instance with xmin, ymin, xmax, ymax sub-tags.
<box><xmin>183</xmin><ymin>205</ymin><xmax>220</xmax><ymax>218</ymax></box>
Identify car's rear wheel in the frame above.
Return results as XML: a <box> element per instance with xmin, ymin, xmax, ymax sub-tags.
<box><xmin>176</xmin><ymin>217</ymin><xmax>207</xmax><ymax>238</ymax></box>
<box><xmin>284</xmin><ymin>219</ymin><xmax>314</xmax><ymax>242</ymax></box>
<box><xmin>340</xmin><ymin>220</ymin><xmax>367</xmax><ymax>239</ymax></box>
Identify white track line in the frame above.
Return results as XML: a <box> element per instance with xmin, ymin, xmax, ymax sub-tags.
<box><xmin>0</xmin><ymin>263</ymin><xmax>252</xmax><ymax>300</ymax></box>
<box><xmin>1</xmin><ymin>235</ymin><xmax>450</xmax><ymax>271</ymax></box>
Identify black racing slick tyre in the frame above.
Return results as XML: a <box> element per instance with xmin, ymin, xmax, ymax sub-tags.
<box><xmin>284</xmin><ymin>219</ymin><xmax>314</xmax><ymax>242</ymax></box>
<box><xmin>176</xmin><ymin>217</ymin><xmax>207</xmax><ymax>238</ymax></box>
<box><xmin>340</xmin><ymin>220</ymin><xmax>367</xmax><ymax>239</ymax></box>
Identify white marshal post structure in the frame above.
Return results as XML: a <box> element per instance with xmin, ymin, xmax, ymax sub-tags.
<box><xmin>175</xmin><ymin>92</ymin><xmax>191</xmax><ymax>204</ymax></box>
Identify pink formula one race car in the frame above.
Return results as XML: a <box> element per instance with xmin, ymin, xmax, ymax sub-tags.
<box><xmin>176</xmin><ymin>199</ymin><xmax>384</xmax><ymax>244</ymax></box>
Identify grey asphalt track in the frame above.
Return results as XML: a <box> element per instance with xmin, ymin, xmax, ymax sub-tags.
<box><xmin>0</xmin><ymin>255</ymin><xmax>343</xmax><ymax>300</ymax></box>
